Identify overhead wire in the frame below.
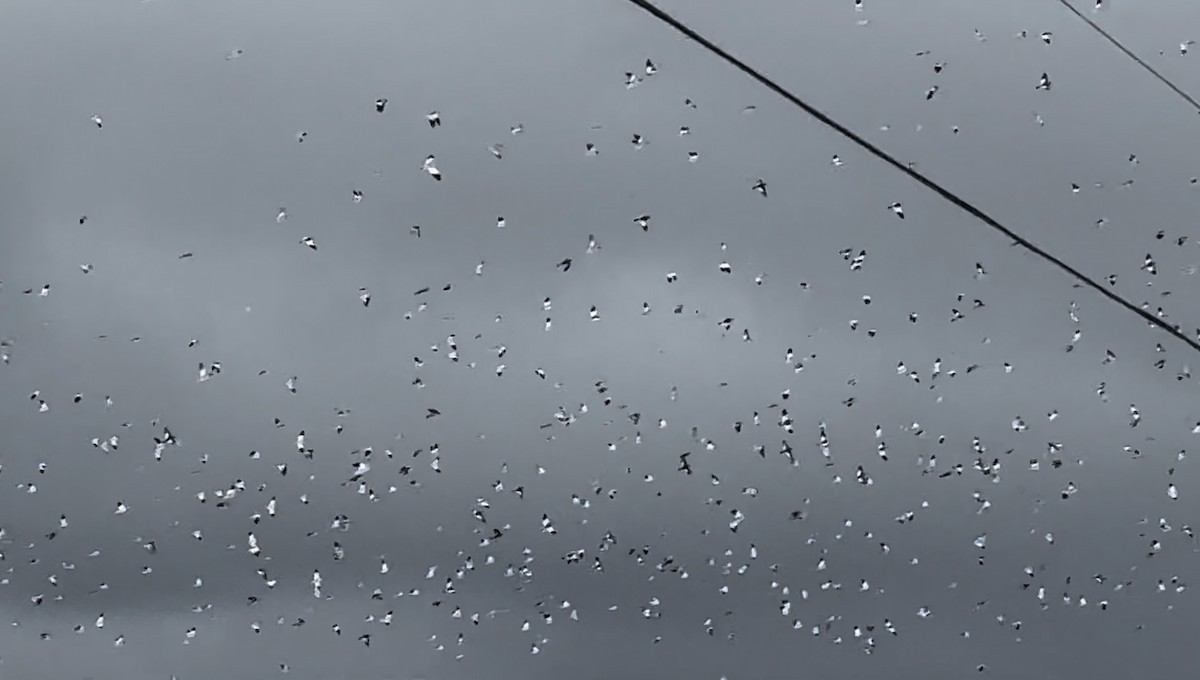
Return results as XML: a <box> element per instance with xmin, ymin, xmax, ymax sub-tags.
<box><xmin>622</xmin><ymin>0</ymin><xmax>1200</xmax><ymax>355</ymax></box>
<box><xmin>1055</xmin><ymin>0</ymin><xmax>1200</xmax><ymax>113</ymax></box>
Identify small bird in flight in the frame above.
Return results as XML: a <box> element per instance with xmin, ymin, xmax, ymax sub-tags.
<box><xmin>423</xmin><ymin>155</ymin><xmax>442</xmax><ymax>181</ymax></box>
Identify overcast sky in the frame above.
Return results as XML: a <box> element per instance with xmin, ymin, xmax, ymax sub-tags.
<box><xmin>2</xmin><ymin>0</ymin><xmax>1200</xmax><ymax>678</ymax></box>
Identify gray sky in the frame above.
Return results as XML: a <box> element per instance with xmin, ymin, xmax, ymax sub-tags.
<box><xmin>2</xmin><ymin>0</ymin><xmax>1200</xmax><ymax>678</ymax></box>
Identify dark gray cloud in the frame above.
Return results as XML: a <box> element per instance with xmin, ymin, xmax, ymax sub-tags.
<box><xmin>2</xmin><ymin>0</ymin><xmax>1200</xmax><ymax>678</ymax></box>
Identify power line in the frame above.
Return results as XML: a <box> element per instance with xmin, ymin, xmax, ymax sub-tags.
<box><xmin>623</xmin><ymin>0</ymin><xmax>1200</xmax><ymax>355</ymax></box>
<box><xmin>1055</xmin><ymin>0</ymin><xmax>1200</xmax><ymax>113</ymax></box>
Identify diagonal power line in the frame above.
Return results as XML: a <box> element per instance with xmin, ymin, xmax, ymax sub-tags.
<box><xmin>1055</xmin><ymin>0</ymin><xmax>1200</xmax><ymax>113</ymax></box>
<box><xmin>623</xmin><ymin>0</ymin><xmax>1200</xmax><ymax>355</ymax></box>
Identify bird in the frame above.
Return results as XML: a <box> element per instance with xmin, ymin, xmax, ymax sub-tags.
<box><xmin>889</xmin><ymin>202</ymin><xmax>905</xmax><ymax>218</ymax></box>
<box><xmin>1035</xmin><ymin>72</ymin><xmax>1052</xmax><ymax>90</ymax></box>
<box><xmin>633</xmin><ymin>215</ymin><xmax>650</xmax><ymax>232</ymax></box>
<box><xmin>300</xmin><ymin>237</ymin><xmax>317</xmax><ymax>250</ymax></box>
<box><xmin>90</xmin><ymin>114</ymin><xmax>103</xmax><ymax>128</ymax></box>
<box><xmin>375</xmin><ymin>98</ymin><xmax>388</xmax><ymax>113</ymax></box>
<box><xmin>423</xmin><ymin>155</ymin><xmax>442</xmax><ymax>181</ymax></box>
<box><xmin>752</xmin><ymin>179</ymin><xmax>768</xmax><ymax>197</ymax></box>
<box><xmin>487</xmin><ymin>143</ymin><xmax>504</xmax><ymax>159</ymax></box>
<box><xmin>426</xmin><ymin>111</ymin><xmax>442</xmax><ymax>128</ymax></box>
<box><xmin>645</xmin><ymin>58</ymin><xmax>658</xmax><ymax>75</ymax></box>
<box><xmin>556</xmin><ymin>258</ymin><xmax>572</xmax><ymax>272</ymax></box>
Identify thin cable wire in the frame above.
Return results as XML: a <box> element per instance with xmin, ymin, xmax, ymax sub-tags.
<box><xmin>1056</xmin><ymin>0</ymin><xmax>1200</xmax><ymax>113</ymax></box>
<box><xmin>623</xmin><ymin>0</ymin><xmax>1200</xmax><ymax>355</ymax></box>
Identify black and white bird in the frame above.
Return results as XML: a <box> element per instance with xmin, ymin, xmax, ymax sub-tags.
<box><xmin>426</xmin><ymin>111</ymin><xmax>441</xmax><ymax>128</ymax></box>
<box><xmin>423</xmin><ymin>155</ymin><xmax>442</xmax><ymax>181</ymax></box>
<box><xmin>90</xmin><ymin>114</ymin><xmax>103</xmax><ymax>128</ymax></box>
<box><xmin>752</xmin><ymin>179</ymin><xmax>768</xmax><ymax>197</ymax></box>
<box><xmin>633</xmin><ymin>215</ymin><xmax>650</xmax><ymax>232</ymax></box>
<box><xmin>300</xmin><ymin>237</ymin><xmax>317</xmax><ymax>250</ymax></box>
<box><xmin>889</xmin><ymin>202</ymin><xmax>905</xmax><ymax>219</ymax></box>
<box><xmin>375</xmin><ymin>98</ymin><xmax>388</xmax><ymax>113</ymax></box>
<box><xmin>1035</xmin><ymin>72</ymin><xmax>1052</xmax><ymax>90</ymax></box>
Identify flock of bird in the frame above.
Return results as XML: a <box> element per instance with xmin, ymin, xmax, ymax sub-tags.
<box><xmin>2</xmin><ymin>3</ymin><xmax>1200</xmax><ymax>679</ymax></box>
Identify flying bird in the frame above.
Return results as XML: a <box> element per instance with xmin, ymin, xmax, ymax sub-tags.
<box><xmin>422</xmin><ymin>155</ymin><xmax>442</xmax><ymax>181</ymax></box>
